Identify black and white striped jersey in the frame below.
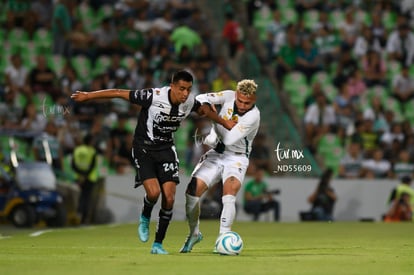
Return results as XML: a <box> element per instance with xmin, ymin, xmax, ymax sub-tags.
<box><xmin>129</xmin><ymin>86</ymin><xmax>200</xmax><ymax>150</ymax></box>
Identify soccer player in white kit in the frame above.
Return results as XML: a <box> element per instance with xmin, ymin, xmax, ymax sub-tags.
<box><xmin>180</xmin><ymin>79</ymin><xmax>260</xmax><ymax>253</ymax></box>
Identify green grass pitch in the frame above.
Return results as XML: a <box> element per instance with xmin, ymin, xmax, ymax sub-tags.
<box><xmin>1</xmin><ymin>221</ymin><xmax>413</xmax><ymax>275</ymax></box>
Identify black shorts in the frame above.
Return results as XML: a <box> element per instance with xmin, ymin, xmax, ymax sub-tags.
<box><xmin>132</xmin><ymin>146</ymin><xmax>180</xmax><ymax>185</ymax></box>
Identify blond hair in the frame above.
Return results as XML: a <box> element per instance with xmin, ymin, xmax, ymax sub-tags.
<box><xmin>237</xmin><ymin>79</ymin><xmax>258</xmax><ymax>96</ymax></box>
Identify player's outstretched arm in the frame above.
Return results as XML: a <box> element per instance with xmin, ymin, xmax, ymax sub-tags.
<box><xmin>71</xmin><ymin>89</ymin><xmax>131</xmax><ymax>102</ymax></box>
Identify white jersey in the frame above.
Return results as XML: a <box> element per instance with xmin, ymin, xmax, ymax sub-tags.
<box><xmin>196</xmin><ymin>90</ymin><xmax>260</xmax><ymax>156</ymax></box>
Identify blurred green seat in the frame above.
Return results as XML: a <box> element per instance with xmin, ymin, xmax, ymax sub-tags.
<box><xmin>47</xmin><ymin>54</ymin><xmax>67</xmax><ymax>77</ymax></box>
<box><xmin>71</xmin><ymin>55</ymin><xmax>93</xmax><ymax>84</ymax></box>
<box><xmin>7</xmin><ymin>28</ymin><xmax>29</xmax><ymax>48</ymax></box>
<box><xmin>281</xmin><ymin>8</ymin><xmax>298</xmax><ymax>25</ymax></box>
<box><xmin>33</xmin><ymin>28</ymin><xmax>53</xmax><ymax>53</ymax></box>
<box><xmin>329</xmin><ymin>10</ymin><xmax>345</xmax><ymax>30</ymax></box>
<box><xmin>93</xmin><ymin>55</ymin><xmax>111</xmax><ymax>77</ymax></box>
<box><xmin>283</xmin><ymin>71</ymin><xmax>307</xmax><ymax>92</ymax></box>
<box><xmin>382</xmin><ymin>10</ymin><xmax>397</xmax><ymax>31</ymax></box>
<box><xmin>303</xmin><ymin>9</ymin><xmax>319</xmax><ymax>30</ymax></box>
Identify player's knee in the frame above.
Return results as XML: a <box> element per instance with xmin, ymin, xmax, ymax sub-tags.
<box><xmin>186</xmin><ymin>177</ymin><xmax>198</xmax><ymax>196</ymax></box>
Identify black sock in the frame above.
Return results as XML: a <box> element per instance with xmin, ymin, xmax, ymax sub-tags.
<box><xmin>141</xmin><ymin>195</ymin><xmax>156</xmax><ymax>219</ymax></box>
<box><xmin>155</xmin><ymin>208</ymin><xmax>173</xmax><ymax>244</ymax></box>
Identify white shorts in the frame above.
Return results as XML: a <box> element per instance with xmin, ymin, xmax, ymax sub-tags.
<box><xmin>191</xmin><ymin>149</ymin><xmax>249</xmax><ymax>188</ymax></box>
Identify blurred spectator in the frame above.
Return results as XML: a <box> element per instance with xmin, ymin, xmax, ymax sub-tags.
<box><xmin>333</xmin><ymin>45</ymin><xmax>358</xmax><ymax>88</ymax></box>
<box><xmin>59</xmin><ymin>64</ymin><xmax>84</xmax><ymax>97</ymax></box>
<box><xmin>27</xmin><ymin>55</ymin><xmax>59</xmax><ymax>101</ymax></box>
<box><xmin>360</xmin><ymin>50</ymin><xmax>387</xmax><ymax>88</ymax></box>
<box><xmin>119</xmin><ymin>16</ymin><xmax>145</xmax><ymax>56</ymax></box>
<box><xmin>20</xmin><ymin>102</ymin><xmax>47</xmax><ymax>133</ymax></box>
<box><xmin>339</xmin><ymin>7</ymin><xmax>361</xmax><ymax>48</ymax></box>
<box><xmin>369</xmin><ymin>11</ymin><xmax>387</xmax><ymax>48</ymax></box>
<box><xmin>264</xmin><ymin>9</ymin><xmax>285</xmax><ymax>60</ymax></box>
<box><xmin>195</xmin><ymin>43</ymin><xmax>214</xmax><ymax>75</ymax></box>
<box><xmin>306</xmin><ymin>168</ymin><xmax>336</xmax><ymax>221</ymax></box>
<box><xmin>249</xmin><ymin>132</ymin><xmax>272</xmax><ymax>175</ymax></box>
<box><xmin>313</xmin><ymin>26</ymin><xmax>340</xmax><ymax>69</ymax></box>
<box><xmin>133</xmin><ymin>8</ymin><xmax>152</xmax><ymax>33</ymax></box>
<box><xmin>391</xmin><ymin>150</ymin><xmax>414</xmax><ymax>180</ymax></box>
<box><xmin>304</xmin><ymin>81</ymin><xmax>323</xmax><ymax>110</ymax></box>
<box><xmin>0</xmin><ymin>87</ymin><xmax>23</xmax><ymax>129</ymax></box>
<box><xmin>363</xmin><ymin>97</ymin><xmax>389</xmax><ymax>134</ymax></box>
<box><xmin>295</xmin><ymin>37</ymin><xmax>322</xmax><ymax>83</ymax></box>
<box><xmin>72</xmin><ymin>76</ymin><xmax>107</xmax><ymax>131</ymax></box>
<box><xmin>359</xmin><ymin>115</ymin><xmax>380</xmax><ymax>156</ymax></box>
<box><xmin>108</xmin><ymin>113</ymin><xmax>133</xmax><ymax>174</ymax></box>
<box><xmin>4</xmin><ymin>53</ymin><xmax>31</xmax><ymax>98</ymax></box>
<box><xmin>275</xmin><ymin>28</ymin><xmax>298</xmax><ymax>89</ymax></box>
<box><xmin>353</xmin><ymin>26</ymin><xmax>383</xmax><ymax>58</ymax></box>
<box><xmin>313</xmin><ymin>11</ymin><xmax>332</xmax><ymax>33</ymax></box>
<box><xmin>183</xmin><ymin>7</ymin><xmax>211</xmax><ymax>49</ymax></box>
<box><xmin>169</xmin><ymin>0</ymin><xmax>195</xmax><ymax>21</ymax></box>
<box><xmin>360</xmin><ymin>148</ymin><xmax>391</xmax><ymax>178</ymax></box>
<box><xmin>5</xmin><ymin>0</ymin><xmax>34</xmax><ymax>29</ymax></box>
<box><xmin>71</xmin><ymin>134</ymin><xmax>98</xmax><ymax>224</ymax></box>
<box><xmin>32</xmin><ymin>120</ymin><xmax>64</xmax><ymax>173</ymax></box>
<box><xmin>346</xmin><ymin>69</ymin><xmax>367</xmax><ymax>103</ymax></box>
<box><xmin>52</xmin><ymin>0</ymin><xmax>74</xmax><ymax>57</ymax></box>
<box><xmin>92</xmin><ymin>17</ymin><xmax>121</xmax><ymax>57</ymax></box>
<box><xmin>211</xmin><ymin>70</ymin><xmax>237</xmax><ymax>92</ymax></box>
<box><xmin>380</xmin><ymin>122</ymin><xmax>405</xmax><ymax>147</ymax></box>
<box><xmin>222</xmin><ymin>12</ymin><xmax>244</xmax><ymax>58</ymax></box>
<box><xmin>338</xmin><ymin>141</ymin><xmax>363</xmax><ymax>179</ymax></box>
<box><xmin>243</xmin><ymin>168</ymin><xmax>280</xmax><ymax>221</ymax></box>
<box><xmin>391</xmin><ymin>65</ymin><xmax>414</xmax><ymax>106</ymax></box>
<box><xmin>31</xmin><ymin>0</ymin><xmax>53</xmax><ymax>29</ymax></box>
<box><xmin>152</xmin><ymin>9</ymin><xmax>175</xmax><ymax>32</ymax></box>
<box><xmin>304</xmin><ymin>92</ymin><xmax>336</xmax><ymax>152</ymax></box>
<box><xmin>68</xmin><ymin>20</ymin><xmax>94</xmax><ymax>59</ymax></box>
<box><xmin>385</xmin><ymin>175</ymin><xmax>413</xmax><ymax>222</ymax></box>
<box><xmin>384</xmin><ymin>191</ymin><xmax>412</xmax><ymax>222</ymax></box>
<box><xmin>295</xmin><ymin>0</ymin><xmax>322</xmax><ymax>19</ymax></box>
<box><xmin>386</xmin><ymin>23</ymin><xmax>414</xmax><ymax>67</ymax></box>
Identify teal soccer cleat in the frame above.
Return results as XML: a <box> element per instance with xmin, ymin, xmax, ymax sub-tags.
<box><xmin>179</xmin><ymin>232</ymin><xmax>203</xmax><ymax>253</ymax></box>
<box><xmin>151</xmin><ymin>242</ymin><xmax>169</xmax><ymax>255</ymax></box>
<box><xmin>138</xmin><ymin>215</ymin><xmax>149</xmax><ymax>242</ymax></box>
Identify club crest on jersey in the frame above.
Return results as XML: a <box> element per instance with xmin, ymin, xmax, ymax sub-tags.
<box><xmin>155</xmin><ymin>89</ymin><xmax>160</xmax><ymax>95</ymax></box>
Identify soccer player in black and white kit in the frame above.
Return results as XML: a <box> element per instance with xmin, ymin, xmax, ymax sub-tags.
<box><xmin>71</xmin><ymin>70</ymin><xmax>235</xmax><ymax>254</ymax></box>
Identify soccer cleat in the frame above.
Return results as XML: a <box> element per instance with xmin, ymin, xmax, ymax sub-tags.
<box><xmin>151</xmin><ymin>242</ymin><xmax>168</xmax><ymax>255</ymax></box>
<box><xmin>179</xmin><ymin>232</ymin><xmax>203</xmax><ymax>253</ymax></box>
<box><xmin>138</xmin><ymin>215</ymin><xmax>149</xmax><ymax>242</ymax></box>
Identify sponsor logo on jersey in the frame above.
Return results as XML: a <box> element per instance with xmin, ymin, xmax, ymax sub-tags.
<box><xmin>154</xmin><ymin>112</ymin><xmax>184</xmax><ymax>123</ymax></box>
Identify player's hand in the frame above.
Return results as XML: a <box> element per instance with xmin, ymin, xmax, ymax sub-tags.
<box><xmin>223</xmin><ymin>119</ymin><xmax>236</xmax><ymax>130</ymax></box>
<box><xmin>71</xmin><ymin>91</ymin><xmax>89</xmax><ymax>102</ymax></box>
<box><xmin>198</xmin><ymin>104</ymin><xmax>215</xmax><ymax>117</ymax></box>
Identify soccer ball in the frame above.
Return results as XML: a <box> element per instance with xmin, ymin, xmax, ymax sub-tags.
<box><xmin>215</xmin><ymin>231</ymin><xmax>243</xmax><ymax>255</ymax></box>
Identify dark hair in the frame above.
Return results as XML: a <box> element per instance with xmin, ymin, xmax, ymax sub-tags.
<box><xmin>171</xmin><ymin>70</ymin><xmax>193</xmax><ymax>84</ymax></box>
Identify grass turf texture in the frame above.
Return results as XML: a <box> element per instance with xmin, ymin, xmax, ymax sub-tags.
<box><xmin>0</xmin><ymin>221</ymin><xmax>413</xmax><ymax>275</ymax></box>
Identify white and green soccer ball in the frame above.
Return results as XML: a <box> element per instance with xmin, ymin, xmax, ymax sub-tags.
<box><xmin>215</xmin><ymin>231</ymin><xmax>243</xmax><ymax>255</ymax></box>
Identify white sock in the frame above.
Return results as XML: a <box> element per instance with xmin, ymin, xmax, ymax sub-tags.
<box><xmin>185</xmin><ymin>194</ymin><xmax>200</xmax><ymax>236</ymax></box>
<box><xmin>220</xmin><ymin>195</ymin><xmax>236</xmax><ymax>234</ymax></box>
